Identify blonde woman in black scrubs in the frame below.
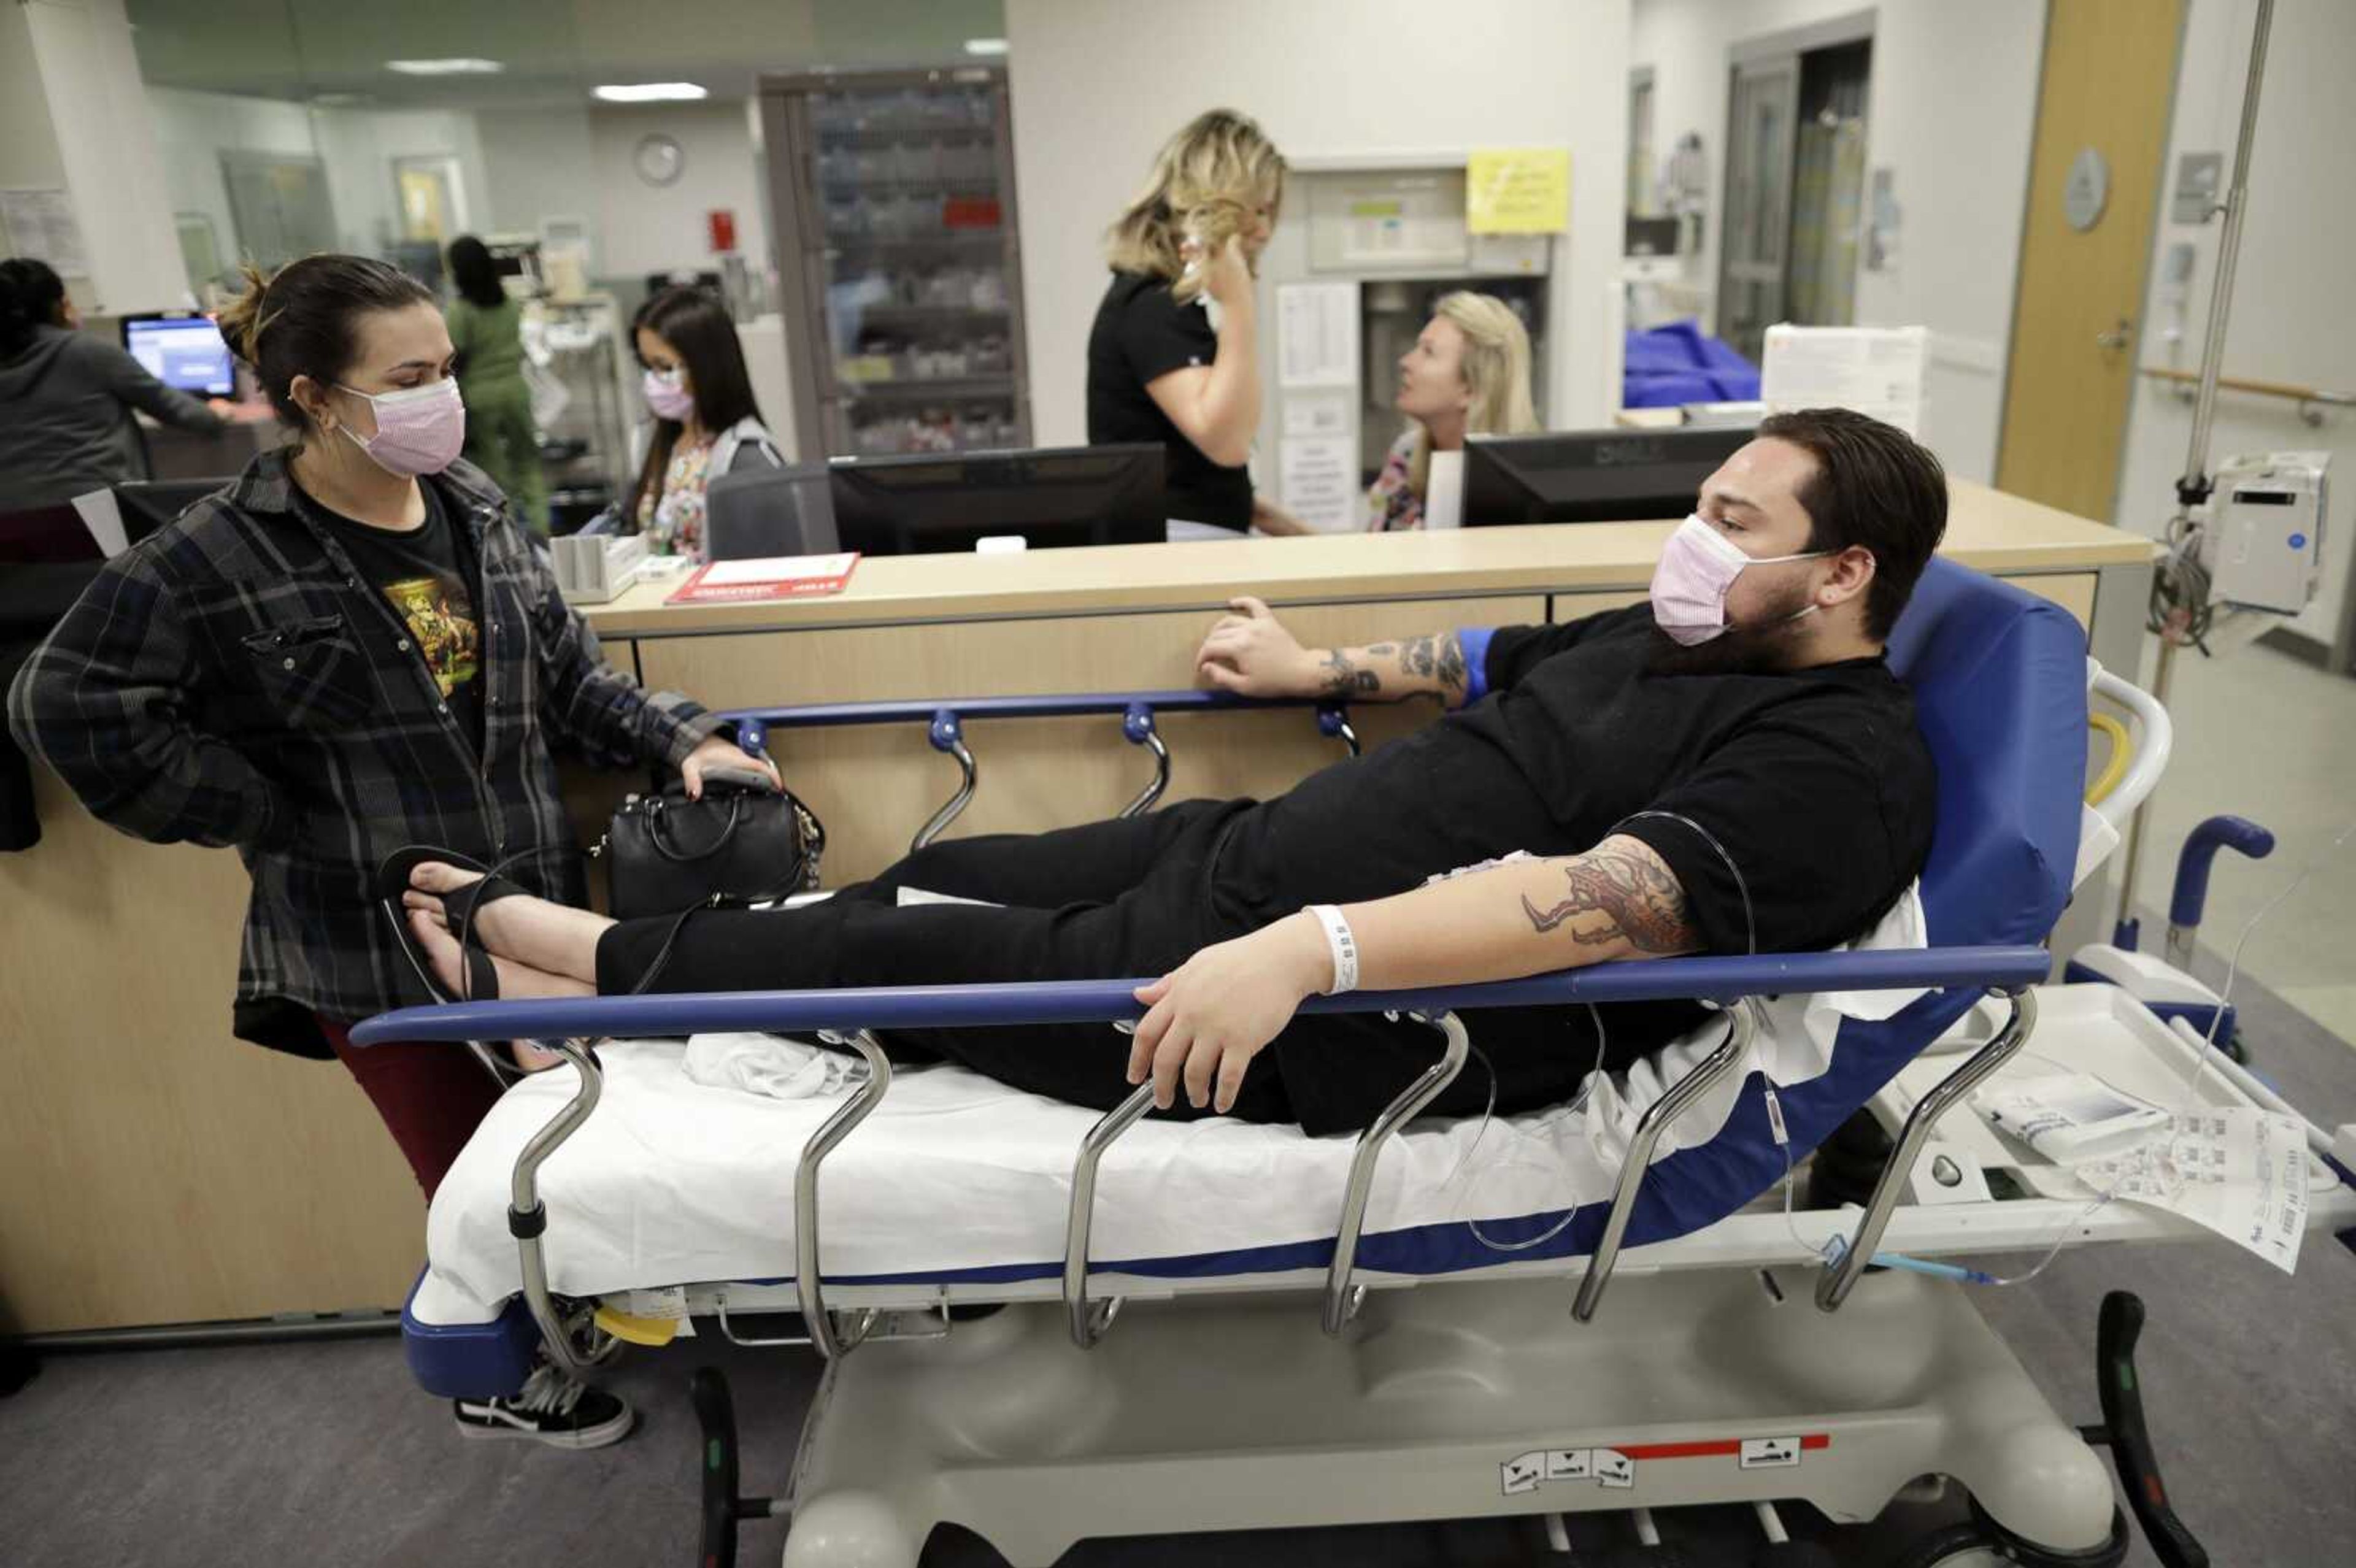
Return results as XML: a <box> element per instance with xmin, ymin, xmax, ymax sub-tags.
<box><xmin>1085</xmin><ymin>109</ymin><xmax>1310</xmax><ymax>537</ymax></box>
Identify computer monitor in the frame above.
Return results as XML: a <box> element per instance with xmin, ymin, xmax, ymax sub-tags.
<box><xmin>114</xmin><ymin>479</ymin><xmax>230</xmax><ymax>544</ymax></box>
<box><xmin>120</xmin><ymin>313</ymin><xmax>236</xmax><ymax>397</ymax></box>
<box><xmin>825</xmin><ymin>444</ymin><xmax>1166</xmax><ymax>556</ymax></box>
<box><xmin>1463</xmin><ymin>427</ymin><xmax>1754</xmax><ymax>526</ymax></box>
<box><xmin>706</xmin><ymin>464</ymin><xmax>841</xmax><ymax>560</ymax></box>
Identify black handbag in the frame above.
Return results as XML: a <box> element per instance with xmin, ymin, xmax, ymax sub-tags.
<box><xmin>596</xmin><ymin>767</ymin><xmax>825</xmax><ymax>921</ymax></box>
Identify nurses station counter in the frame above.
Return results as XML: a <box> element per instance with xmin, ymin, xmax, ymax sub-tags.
<box><xmin>0</xmin><ymin>480</ymin><xmax>2154</xmax><ymax>1334</ymax></box>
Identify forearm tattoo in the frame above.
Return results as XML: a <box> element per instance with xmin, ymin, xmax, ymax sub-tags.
<box><xmin>1396</xmin><ymin>632</ymin><xmax>1469</xmax><ymax>699</ymax></box>
<box><xmin>1317</xmin><ymin>648</ymin><xmax>1382</xmax><ymax>696</ymax></box>
<box><xmin>1520</xmin><ymin>846</ymin><xmax>1696</xmax><ymax>953</ymax></box>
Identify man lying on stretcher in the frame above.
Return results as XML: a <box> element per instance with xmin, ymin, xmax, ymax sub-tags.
<box><xmin>391</xmin><ymin>408</ymin><xmax>1948</xmax><ymax>1135</ymax></box>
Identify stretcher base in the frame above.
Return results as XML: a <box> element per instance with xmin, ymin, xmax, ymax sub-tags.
<box><xmin>774</xmin><ymin>1268</ymin><xmax>2115</xmax><ymax>1567</ymax></box>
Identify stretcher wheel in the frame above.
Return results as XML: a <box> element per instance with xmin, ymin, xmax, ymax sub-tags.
<box><xmin>691</xmin><ymin>1366</ymin><xmax>775</xmax><ymax>1568</ymax></box>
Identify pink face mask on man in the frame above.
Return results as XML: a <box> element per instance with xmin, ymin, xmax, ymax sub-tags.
<box><xmin>1649</xmin><ymin>513</ymin><xmax>1825</xmax><ymax>645</ymax></box>
<box><xmin>337</xmin><ymin>379</ymin><xmax>466</xmax><ymax>477</ymax></box>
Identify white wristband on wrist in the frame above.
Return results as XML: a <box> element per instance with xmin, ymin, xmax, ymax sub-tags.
<box><xmin>1306</xmin><ymin>904</ymin><xmax>1359</xmax><ymax>995</ymax></box>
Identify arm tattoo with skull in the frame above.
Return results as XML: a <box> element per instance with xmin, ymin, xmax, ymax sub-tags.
<box><xmin>1519</xmin><ymin>842</ymin><xmax>1697</xmax><ymax>954</ymax></box>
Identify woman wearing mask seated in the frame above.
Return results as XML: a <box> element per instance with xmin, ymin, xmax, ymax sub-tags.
<box><xmin>626</xmin><ymin>286</ymin><xmax>784</xmax><ymax>558</ymax></box>
<box><xmin>1366</xmin><ymin>292</ymin><xmax>1539</xmax><ymax>531</ymax></box>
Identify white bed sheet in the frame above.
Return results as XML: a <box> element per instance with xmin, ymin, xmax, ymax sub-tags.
<box><xmin>421</xmin><ymin>891</ymin><xmax>1927</xmax><ymax>1323</ymax></box>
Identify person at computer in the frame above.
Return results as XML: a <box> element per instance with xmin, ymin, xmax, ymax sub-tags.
<box><xmin>0</xmin><ymin>257</ymin><xmax>234</xmax><ymax>523</ymax></box>
<box><xmin>1087</xmin><ymin>109</ymin><xmax>1312</xmax><ymax>539</ymax></box>
<box><xmin>1366</xmin><ymin>292</ymin><xmax>1540</xmax><ymax>531</ymax></box>
<box><xmin>625</xmin><ymin>285</ymin><xmax>785</xmax><ymax>559</ymax></box>
<box><xmin>388</xmin><ymin>409</ymin><xmax>1946</xmax><ymax>1139</ymax></box>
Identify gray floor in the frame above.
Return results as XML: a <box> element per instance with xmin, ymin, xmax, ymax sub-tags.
<box><xmin>6</xmin><ymin>959</ymin><xmax>2352</xmax><ymax>1567</ymax></box>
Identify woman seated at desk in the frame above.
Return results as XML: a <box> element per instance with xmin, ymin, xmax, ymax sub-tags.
<box><xmin>1366</xmin><ymin>292</ymin><xmax>1539</xmax><ymax>532</ymax></box>
<box><xmin>1087</xmin><ymin>109</ymin><xmax>1309</xmax><ymax>539</ymax></box>
<box><xmin>625</xmin><ymin>286</ymin><xmax>783</xmax><ymax>559</ymax></box>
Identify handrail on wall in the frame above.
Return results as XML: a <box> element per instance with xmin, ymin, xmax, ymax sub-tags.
<box><xmin>2138</xmin><ymin>364</ymin><xmax>2353</xmax><ymax>428</ymax></box>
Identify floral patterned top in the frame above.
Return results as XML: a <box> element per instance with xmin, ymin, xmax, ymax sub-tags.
<box><xmin>1366</xmin><ymin>428</ymin><xmax>1424</xmax><ymax>532</ymax></box>
<box><xmin>639</xmin><ymin>434</ymin><xmax>715</xmax><ymax>558</ymax></box>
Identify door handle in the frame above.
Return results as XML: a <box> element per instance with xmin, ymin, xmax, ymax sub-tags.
<box><xmin>2095</xmin><ymin>317</ymin><xmax>2134</xmax><ymax>351</ymax></box>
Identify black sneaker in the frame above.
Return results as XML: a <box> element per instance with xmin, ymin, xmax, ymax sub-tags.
<box><xmin>452</xmin><ymin>1365</ymin><xmax>635</xmax><ymax>1449</ymax></box>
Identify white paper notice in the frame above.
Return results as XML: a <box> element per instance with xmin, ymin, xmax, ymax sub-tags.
<box><xmin>0</xmin><ymin>188</ymin><xmax>91</xmax><ymax>277</ymax></box>
<box><xmin>2072</xmin><ymin>1108</ymin><xmax>2309</xmax><ymax>1274</ymax></box>
<box><xmin>1277</xmin><ymin>282</ymin><xmax>1360</xmax><ymax>389</ymax></box>
<box><xmin>1761</xmin><ymin>325</ymin><xmax>1928</xmax><ymax>437</ymax></box>
<box><xmin>1283</xmin><ymin>392</ymin><xmax>1352</xmax><ymax>438</ymax></box>
<box><xmin>698</xmin><ymin>553</ymin><xmax>857</xmax><ymax>586</ymax></box>
<box><xmin>1424</xmin><ymin>449</ymin><xmax>1467</xmax><ymax>529</ymax></box>
<box><xmin>1279</xmin><ymin>436</ymin><xmax>1360</xmax><ymax>532</ymax></box>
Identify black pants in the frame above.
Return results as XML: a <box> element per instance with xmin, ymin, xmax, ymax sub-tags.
<box><xmin>594</xmin><ymin>799</ymin><xmax>1518</xmax><ymax>1134</ymax></box>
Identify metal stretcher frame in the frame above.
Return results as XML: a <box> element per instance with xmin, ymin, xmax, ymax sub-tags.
<box><xmin>356</xmin><ymin>947</ymin><xmax>2051</xmax><ymax>1372</ymax></box>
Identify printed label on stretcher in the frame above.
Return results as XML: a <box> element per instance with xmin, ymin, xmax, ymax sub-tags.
<box><xmin>1498</xmin><ymin>1447</ymin><xmax>1634</xmax><ymax>1495</ymax></box>
<box><xmin>1501</xmin><ymin>1435</ymin><xmax>1824</xmax><ymax>1494</ymax></box>
<box><xmin>620</xmin><ymin>1286</ymin><xmax>691</xmax><ymax>1321</ymax></box>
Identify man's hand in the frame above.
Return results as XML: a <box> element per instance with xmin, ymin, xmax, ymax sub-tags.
<box><xmin>680</xmin><ymin>734</ymin><xmax>783</xmax><ymax>799</ymax></box>
<box><xmin>1128</xmin><ymin>914</ymin><xmax>1332</xmax><ymax>1113</ymax></box>
<box><xmin>1195</xmin><ymin>596</ymin><xmax>1328</xmax><ymax>697</ymax></box>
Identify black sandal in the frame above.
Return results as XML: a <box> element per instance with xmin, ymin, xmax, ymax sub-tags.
<box><xmin>376</xmin><ymin>845</ymin><xmax>530</xmax><ymax>1004</ymax></box>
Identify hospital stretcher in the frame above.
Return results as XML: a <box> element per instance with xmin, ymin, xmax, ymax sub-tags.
<box><xmin>360</xmin><ymin>561</ymin><xmax>2356</xmax><ymax>1567</ymax></box>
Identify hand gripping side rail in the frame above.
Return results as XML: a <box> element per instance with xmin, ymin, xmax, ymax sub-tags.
<box><xmin>727</xmin><ymin>690</ymin><xmax>1363</xmax><ymax>855</ymax></box>
<box><xmin>355</xmin><ymin>945</ymin><xmax>2049</xmax><ymax>1364</ymax></box>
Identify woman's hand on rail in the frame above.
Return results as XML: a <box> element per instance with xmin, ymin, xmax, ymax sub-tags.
<box><xmin>680</xmin><ymin>734</ymin><xmax>783</xmax><ymax>800</ymax></box>
<box><xmin>1195</xmin><ymin>596</ymin><xmax>1328</xmax><ymax>698</ymax></box>
<box><xmin>1128</xmin><ymin>914</ymin><xmax>1331</xmax><ymax>1114</ymax></box>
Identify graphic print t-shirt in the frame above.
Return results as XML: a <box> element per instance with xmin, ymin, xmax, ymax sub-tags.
<box><xmin>316</xmin><ymin>483</ymin><xmax>485</xmax><ymax>753</ymax></box>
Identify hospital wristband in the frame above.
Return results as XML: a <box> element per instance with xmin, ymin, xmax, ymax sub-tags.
<box><xmin>1305</xmin><ymin>904</ymin><xmax>1359</xmax><ymax>995</ymax></box>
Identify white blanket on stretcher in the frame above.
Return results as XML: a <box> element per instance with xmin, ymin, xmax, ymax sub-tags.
<box><xmin>422</xmin><ymin>885</ymin><xmax>1925</xmax><ymax>1323</ymax></box>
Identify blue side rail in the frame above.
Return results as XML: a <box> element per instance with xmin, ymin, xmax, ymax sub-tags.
<box><xmin>353</xmin><ymin>945</ymin><xmax>2050</xmax><ymax>1045</ymax></box>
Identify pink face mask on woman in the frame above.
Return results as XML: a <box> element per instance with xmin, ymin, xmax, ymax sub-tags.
<box><xmin>1649</xmin><ymin>514</ymin><xmax>1825</xmax><ymax>645</ymax></box>
<box><xmin>337</xmin><ymin>379</ymin><xmax>466</xmax><ymax>477</ymax></box>
<box><xmin>642</xmin><ymin>367</ymin><xmax>695</xmax><ymax>422</ymax></box>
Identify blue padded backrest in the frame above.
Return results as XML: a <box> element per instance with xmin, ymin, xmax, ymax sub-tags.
<box><xmin>1883</xmin><ymin>556</ymin><xmax>2088</xmax><ymax>946</ymax></box>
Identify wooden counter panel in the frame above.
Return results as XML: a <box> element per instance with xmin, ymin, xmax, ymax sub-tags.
<box><xmin>637</xmin><ymin>596</ymin><xmax>1549</xmax><ymax>881</ymax></box>
<box><xmin>0</xmin><ymin>769</ymin><xmax>423</xmax><ymax>1333</ymax></box>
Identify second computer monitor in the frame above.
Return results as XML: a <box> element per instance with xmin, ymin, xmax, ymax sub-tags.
<box><xmin>1463</xmin><ymin>426</ymin><xmax>1754</xmax><ymax>526</ymax></box>
<box><xmin>827</xmin><ymin>444</ymin><xmax>1166</xmax><ymax>556</ymax></box>
<box><xmin>120</xmin><ymin>313</ymin><xmax>235</xmax><ymax>397</ymax></box>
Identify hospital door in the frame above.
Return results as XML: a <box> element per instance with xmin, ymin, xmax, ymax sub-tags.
<box><xmin>1996</xmin><ymin>0</ymin><xmax>2186</xmax><ymax>523</ymax></box>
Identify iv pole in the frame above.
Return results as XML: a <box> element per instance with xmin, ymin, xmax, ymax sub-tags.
<box><xmin>2114</xmin><ymin>0</ymin><xmax>2276</xmax><ymax>937</ymax></box>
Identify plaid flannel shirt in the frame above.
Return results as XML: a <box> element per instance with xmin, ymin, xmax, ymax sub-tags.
<box><xmin>6</xmin><ymin>448</ymin><xmax>722</xmax><ymax>1052</ymax></box>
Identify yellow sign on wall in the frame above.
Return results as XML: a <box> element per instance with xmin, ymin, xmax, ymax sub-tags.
<box><xmin>1466</xmin><ymin>147</ymin><xmax>1572</xmax><ymax>234</ymax></box>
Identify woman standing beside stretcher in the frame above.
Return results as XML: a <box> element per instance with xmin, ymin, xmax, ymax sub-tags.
<box><xmin>6</xmin><ymin>253</ymin><xmax>772</xmax><ymax>1449</ymax></box>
